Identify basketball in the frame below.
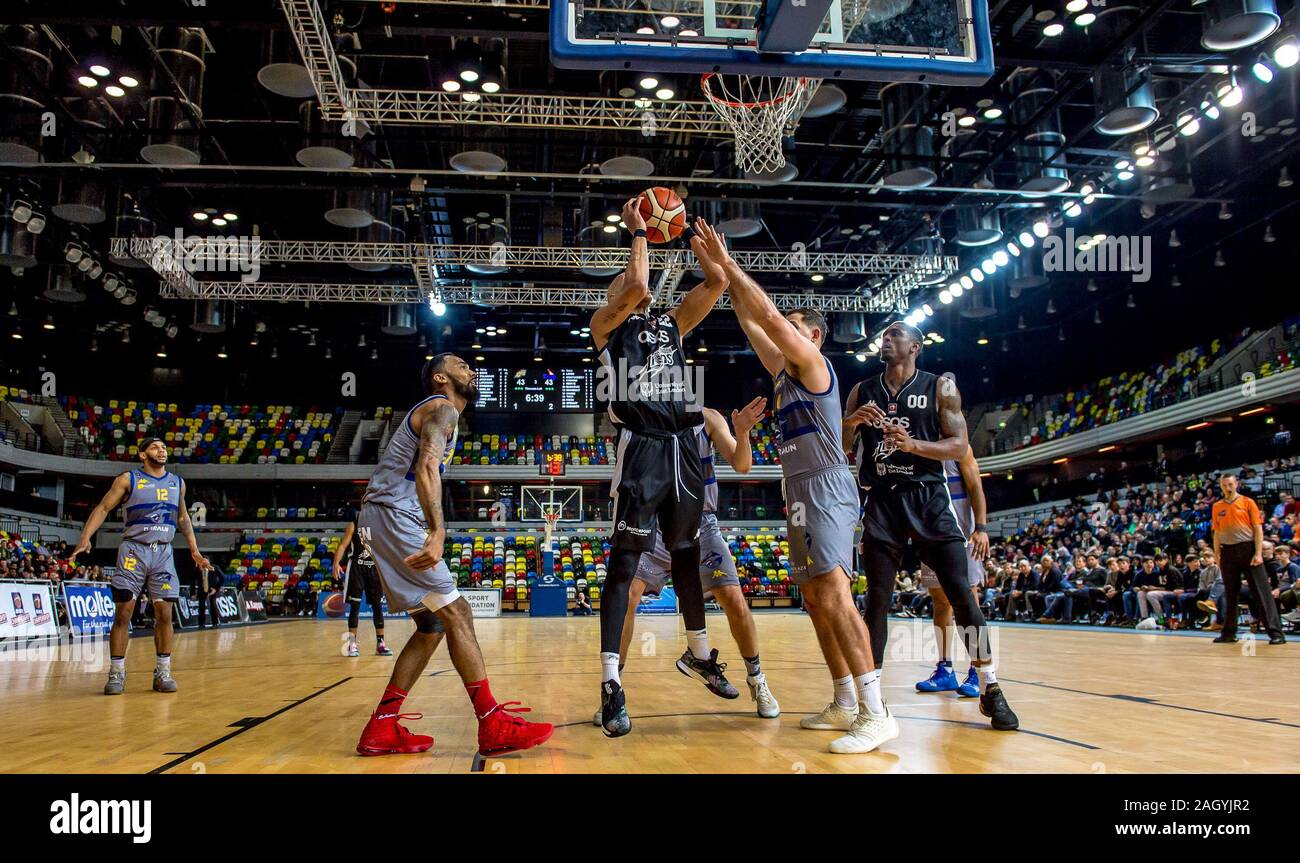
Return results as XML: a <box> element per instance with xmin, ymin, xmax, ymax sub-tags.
<box><xmin>638</xmin><ymin>186</ymin><xmax>687</xmax><ymax>244</ymax></box>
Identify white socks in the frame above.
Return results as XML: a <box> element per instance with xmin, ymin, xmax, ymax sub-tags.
<box><xmin>601</xmin><ymin>651</ymin><xmax>621</xmax><ymax>685</ymax></box>
<box><xmin>977</xmin><ymin>665</ymin><xmax>998</xmax><ymax>693</ymax></box>
<box><xmin>155</xmin><ymin>654</ymin><xmax>171</xmax><ymax>675</ymax></box>
<box><xmin>833</xmin><ymin>675</ymin><xmax>857</xmax><ymax>709</ymax></box>
<box><xmin>110</xmin><ymin>657</ymin><xmax>125</xmax><ymax>673</ymax></box>
<box><xmin>686</xmin><ymin>629</ymin><xmax>711</xmax><ymax>662</ymax></box>
<box><xmin>855</xmin><ymin>669</ymin><xmax>886</xmax><ymax>716</ymax></box>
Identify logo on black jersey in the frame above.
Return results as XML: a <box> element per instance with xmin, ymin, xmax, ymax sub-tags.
<box><xmin>887</xmin><ymin>403</ymin><xmax>898</xmax><ymax>413</ymax></box>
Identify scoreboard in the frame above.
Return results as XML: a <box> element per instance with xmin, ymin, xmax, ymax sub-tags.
<box><xmin>474</xmin><ymin>367</ymin><xmax>595</xmax><ymax>412</ymax></box>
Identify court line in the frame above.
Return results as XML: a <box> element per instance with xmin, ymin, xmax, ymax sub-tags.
<box><xmin>569</xmin><ymin>709</ymin><xmax>1098</xmax><ymax>750</ymax></box>
<box><xmin>147</xmin><ymin>676</ymin><xmax>354</xmax><ymax>774</ymax></box>
<box><xmin>1002</xmin><ymin>678</ymin><xmax>1300</xmax><ymax>730</ymax></box>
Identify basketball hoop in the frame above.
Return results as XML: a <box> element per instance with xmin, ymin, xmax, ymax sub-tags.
<box><xmin>700</xmin><ymin>73</ymin><xmax>818</xmax><ymax>175</ymax></box>
<box><xmin>543</xmin><ymin>510</ymin><xmax>563</xmax><ymax>550</ymax></box>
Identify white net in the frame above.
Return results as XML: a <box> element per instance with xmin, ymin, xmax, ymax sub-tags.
<box><xmin>700</xmin><ymin>73</ymin><xmax>819</xmax><ymax>175</ymax></box>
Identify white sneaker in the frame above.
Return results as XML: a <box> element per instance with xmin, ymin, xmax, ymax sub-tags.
<box><xmin>345</xmin><ymin>639</ymin><xmax>359</xmax><ymax>657</ymax></box>
<box><xmin>799</xmin><ymin>701</ymin><xmax>858</xmax><ymax>730</ymax></box>
<box><xmin>748</xmin><ymin>673</ymin><xmax>781</xmax><ymax>719</ymax></box>
<box><xmin>828</xmin><ymin>705</ymin><xmax>900</xmax><ymax>754</ymax></box>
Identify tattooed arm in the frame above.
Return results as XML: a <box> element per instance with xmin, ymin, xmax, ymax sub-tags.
<box><xmin>404</xmin><ymin>399</ymin><xmax>458</xmax><ymax>569</ymax></box>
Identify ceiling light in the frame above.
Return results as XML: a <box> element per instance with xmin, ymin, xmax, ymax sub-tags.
<box><xmin>1043</xmin><ymin>22</ymin><xmax>1064</xmax><ymax>37</ymax></box>
<box><xmin>481</xmin><ymin>81</ymin><xmax>501</xmax><ymax>94</ymax></box>
<box><xmin>26</xmin><ymin>213</ymin><xmax>44</xmax><ymax>233</ymax></box>
<box><xmin>639</xmin><ymin>76</ymin><xmax>659</xmax><ymax>90</ymax></box>
<box><xmin>810</xmin><ymin>273</ymin><xmax>824</xmax><ymax>282</ymax></box>
<box><xmin>442</xmin><ymin>79</ymin><xmax>461</xmax><ymax>93</ymax></box>
<box><xmin>192</xmin><ymin>211</ymin><xmax>208</xmax><ymax>221</ymax></box>
<box><xmin>90</xmin><ymin>64</ymin><xmax>110</xmax><ymax>77</ymax></box>
<box><xmin>1253</xmin><ymin>54</ymin><xmax>1275</xmax><ymax>83</ymax></box>
<box><xmin>662</xmin><ymin>15</ymin><xmax>680</xmax><ymax>27</ymax></box>
<box><xmin>1065</xmin><ymin>0</ymin><xmax>1087</xmax><ymax>11</ymax></box>
<box><xmin>1064</xmin><ymin>202</ymin><xmax>1083</xmax><ymax>218</ymax></box>
<box><xmin>982</xmin><ymin>106</ymin><xmax>1003</xmax><ymax>120</ymax></box>
<box><xmin>981</xmin><ymin>258</ymin><xmax>997</xmax><ymax>274</ymax></box>
<box><xmin>119</xmin><ymin>74</ymin><xmax>139</xmax><ymax>88</ymax></box>
<box><xmin>636</xmin><ymin>26</ymin><xmax>655</xmax><ymax>35</ymax></box>
<box><xmin>1275</xmin><ymin>36</ymin><xmax>1300</xmax><ymax>69</ymax></box>
<box><xmin>1074</xmin><ymin>12</ymin><xmax>1096</xmax><ymax>27</ymax></box>
<box><xmin>211</xmin><ymin>217</ymin><xmax>227</xmax><ymax>227</ymax></box>
<box><xmin>992</xmin><ymin>250</ymin><xmax>1009</xmax><ymax>267</ymax></box>
<box><xmin>77</xmin><ymin>75</ymin><xmax>98</xmax><ymax>88</ymax></box>
<box><xmin>1279</xmin><ymin>167</ymin><xmax>1293</xmax><ymax>187</ymax></box>
<box><xmin>105</xmin><ymin>85</ymin><xmax>125</xmax><ymax>98</ymax></box>
<box><xmin>957</xmin><ymin>115</ymin><xmax>977</xmax><ymax>127</ymax></box>
<box><xmin>655</xmin><ymin>87</ymin><xmax>675</xmax><ymax>100</ymax></box>
<box><xmin>1217</xmin><ymin>75</ymin><xmax>1243</xmax><ymax>107</ymax></box>
<box><xmin>217</xmin><ymin>347</ymin><xmax>228</xmax><ymax>358</ymax></box>
<box><xmin>1176</xmin><ymin>110</ymin><xmax>1201</xmax><ymax>136</ymax></box>
<box><xmin>223</xmin><ymin>212</ymin><xmax>238</xmax><ymax>221</ymax></box>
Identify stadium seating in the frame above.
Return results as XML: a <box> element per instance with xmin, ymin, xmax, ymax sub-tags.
<box><xmin>231</xmin><ymin>530</ymin><xmax>341</xmax><ymax>606</ymax></box>
<box><xmin>449</xmin><ymin>433</ymin><xmax>616</xmax><ymax>467</ymax></box>
<box><xmin>60</xmin><ymin>397</ymin><xmax>341</xmax><ymax>464</ymax></box>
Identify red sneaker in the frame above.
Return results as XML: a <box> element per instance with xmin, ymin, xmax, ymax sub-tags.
<box><xmin>477</xmin><ymin>701</ymin><xmax>554</xmax><ymax>755</ymax></box>
<box><xmin>356</xmin><ymin>711</ymin><xmax>435</xmax><ymax>756</ymax></box>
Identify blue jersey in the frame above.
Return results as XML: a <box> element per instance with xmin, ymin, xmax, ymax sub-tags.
<box><xmin>362</xmin><ymin>394</ymin><xmax>458</xmax><ymax>522</ymax></box>
<box><xmin>121</xmin><ymin>469</ymin><xmax>182</xmax><ymax>543</ymax></box>
<box><xmin>772</xmin><ymin>356</ymin><xmax>849</xmax><ymax>479</ymax></box>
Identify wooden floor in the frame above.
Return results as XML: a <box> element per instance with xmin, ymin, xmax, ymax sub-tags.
<box><xmin>2</xmin><ymin>613</ymin><xmax>1296</xmax><ymax>774</ymax></box>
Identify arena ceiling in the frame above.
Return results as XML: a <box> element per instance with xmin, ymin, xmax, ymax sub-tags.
<box><xmin>1</xmin><ymin>0</ymin><xmax>1298</xmax><ymax>404</ymax></box>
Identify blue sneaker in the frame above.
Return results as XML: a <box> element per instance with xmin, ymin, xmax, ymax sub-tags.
<box><xmin>956</xmin><ymin>666</ymin><xmax>980</xmax><ymax>698</ymax></box>
<box><xmin>915</xmin><ymin>662</ymin><xmax>959</xmax><ymax>692</ymax></box>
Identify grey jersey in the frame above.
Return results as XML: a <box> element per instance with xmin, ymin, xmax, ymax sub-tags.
<box><xmin>121</xmin><ymin>469</ymin><xmax>182</xmax><ymax>544</ymax></box>
<box><xmin>773</xmin><ymin>356</ymin><xmax>850</xmax><ymax>479</ymax></box>
<box><xmin>363</xmin><ymin>394</ymin><xmax>457</xmax><ymax>521</ymax></box>
<box><xmin>698</xmin><ymin>425</ymin><xmax>717</xmax><ymax>514</ymax></box>
<box><xmin>943</xmin><ymin>459</ymin><xmax>976</xmax><ymax>538</ymax></box>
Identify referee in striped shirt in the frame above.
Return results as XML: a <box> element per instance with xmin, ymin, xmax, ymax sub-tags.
<box><xmin>1211</xmin><ymin>473</ymin><xmax>1286</xmax><ymax>645</ymax></box>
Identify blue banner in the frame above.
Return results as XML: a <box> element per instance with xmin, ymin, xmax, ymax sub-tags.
<box><xmin>62</xmin><ymin>583</ymin><xmax>116</xmax><ymax>636</ymax></box>
<box><xmin>636</xmin><ymin>586</ymin><xmax>677</xmax><ymax>615</ymax></box>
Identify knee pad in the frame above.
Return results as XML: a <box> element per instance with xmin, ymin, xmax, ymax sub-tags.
<box><xmin>411</xmin><ymin>609</ymin><xmax>444</xmax><ymax>634</ymax></box>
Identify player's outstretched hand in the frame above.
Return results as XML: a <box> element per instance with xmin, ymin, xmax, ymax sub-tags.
<box><xmin>623</xmin><ymin>196</ymin><xmax>647</xmax><ymax>232</ymax></box>
<box><xmin>731</xmin><ymin>396</ymin><xmax>767</xmax><ymax>436</ymax></box>
<box><xmin>970</xmin><ymin>530</ymin><xmax>990</xmax><ymax>561</ymax></box>
<box><xmin>191</xmin><ymin>550</ymin><xmax>213</xmax><ymax>571</ymax></box>
<box><xmin>67</xmin><ymin>538</ymin><xmax>91</xmax><ymax>568</ymax></box>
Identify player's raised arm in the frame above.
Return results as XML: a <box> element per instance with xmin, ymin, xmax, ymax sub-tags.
<box><xmin>690</xmin><ymin>229</ymin><xmax>784</xmax><ymax>376</ymax></box>
<box><xmin>884</xmin><ymin>374</ymin><xmax>970</xmax><ymax>463</ymax></box>
<box><xmin>670</xmin><ymin>218</ymin><xmax>730</xmax><ymax>337</ymax></box>
<box><xmin>720</xmin><ymin>252</ymin><xmax>826</xmax><ymax>386</ymax></box>
<box><xmin>706</xmin><ymin>397</ymin><xmax>765</xmax><ymax>474</ymax></box>
<box><xmin>68</xmin><ymin>471</ymin><xmax>132</xmax><ymax>566</ymax></box>
<box><xmin>590</xmin><ymin>196</ymin><xmax>652</xmax><ymax>350</ymax></box>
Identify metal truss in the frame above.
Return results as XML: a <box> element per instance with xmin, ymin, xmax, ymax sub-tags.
<box><xmin>151</xmin><ymin>279</ymin><xmax>908</xmax><ymax>311</ymax></box>
<box><xmin>115</xmin><ymin>237</ymin><xmax>956</xmax><ymax>279</ymax></box>
<box><xmin>281</xmin><ymin>0</ymin><xmax>730</xmax><ymax>133</ymax></box>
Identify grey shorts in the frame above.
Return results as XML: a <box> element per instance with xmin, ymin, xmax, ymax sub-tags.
<box><xmin>919</xmin><ymin>545</ymin><xmax>986</xmax><ymax>590</ymax></box>
<box><xmin>357</xmin><ymin>503</ymin><xmax>461</xmax><ymax>615</ymax></box>
<box><xmin>634</xmin><ymin>513</ymin><xmax>740</xmax><ymax>598</ymax></box>
<box><xmin>784</xmin><ymin>465</ymin><xmax>860</xmax><ymax>585</ymax></box>
<box><xmin>112</xmin><ymin>540</ymin><xmax>180</xmax><ymax>602</ymax></box>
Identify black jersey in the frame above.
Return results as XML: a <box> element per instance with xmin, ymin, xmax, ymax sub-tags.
<box><xmin>344</xmin><ymin>510</ymin><xmax>374</xmax><ymax>568</ymax></box>
<box><xmin>597</xmin><ymin>311</ymin><xmax>702</xmax><ymax>434</ymax></box>
<box><xmin>853</xmin><ymin>368</ymin><xmax>946</xmax><ymax>489</ymax></box>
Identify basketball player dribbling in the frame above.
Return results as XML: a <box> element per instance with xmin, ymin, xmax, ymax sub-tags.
<box><xmin>845</xmin><ymin>322</ymin><xmax>1018</xmax><ymax>730</ymax></box>
<box><xmin>69</xmin><ymin>437</ymin><xmax>211</xmax><ymax>695</ymax></box>
<box><xmin>592</xmin><ymin>398</ymin><xmax>781</xmax><ymax>725</ymax></box>
<box><xmin>590</xmin><ymin>199</ymin><xmax>733</xmax><ymax>737</ymax></box>
<box><xmin>695</xmin><ymin>235</ymin><xmax>898</xmax><ymax>754</ymax></box>
<box><xmin>353</xmin><ymin>353</ymin><xmax>553</xmax><ymax>756</ymax></box>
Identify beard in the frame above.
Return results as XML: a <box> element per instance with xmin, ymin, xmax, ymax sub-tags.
<box><xmin>453</xmin><ymin>377</ymin><xmax>479</xmax><ymax>403</ymax></box>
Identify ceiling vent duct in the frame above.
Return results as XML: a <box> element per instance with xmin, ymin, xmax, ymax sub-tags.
<box><xmin>944</xmin><ymin>127</ymin><xmax>993</xmax><ymax>187</ymax></box>
<box><xmin>109</xmin><ymin>192</ymin><xmax>156</xmax><ymax>269</ymax></box>
<box><xmin>140</xmin><ymin>28</ymin><xmax>206</xmax><ymax>165</ymax></box>
<box><xmin>257</xmin><ymin>29</ymin><xmax>316</xmax><ymax>98</ymax></box>
<box><xmin>879</xmin><ymin>82</ymin><xmax>937</xmax><ymax>189</ymax></box>
<box><xmin>190</xmin><ymin>299</ymin><xmax>227</xmax><ymax>333</ymax></box>
<box><xmin>1008</xmin><ymin>68</ymin><xmax>1070</xmax><ymax>196</ymax></box>
<box><xmin>1141</xmin><ymin>143</ymin><xmax>1196</xmax><ymax>204</ymax></box>
<box><xmin>0</xmin><ymin>217</ymin><xmax>37</xmax><ymax>269</ymax></box>
<box><xmin>466</xmin><ymin>220</ymin><xmax>509</xmax><ymax>275</ymax></box>
<box><xmin>53</xmin><ymin>98</ymin><xmax>114</xmax><ymax>224</ymax></box>
<box><xmin>959</xmin><ymin>283</ymin><xmax>998</xmax><ymax>319</ymax></box>
<box><xmin>382</xmin><ymin>305</ymin><xmax>418</xmax><ymax>337</ymax></box>
<box><xmin>296</xmin><ymin>99</ymin><xmax>357</xmax><ymax>169</ymax></box>
<box><xmin>1195</xmin><ymin>0</ymin><xmax>1280</xmax><ymax>51</ymax></box>
<box><xmin>716</xmin><ymin>200</ymin><xmax>763</xmax><ymax>237</ymax></box>
<box><xmin>577</xmin><ymin>221</ymin><xmax>622</xmax><ymax>277</ymax></box>
<box><xmin>326</xmin><ymin>188</ymin><xmax>388</xmax><ymax>229</ymax></box>
<box><xmin>347</xmin><ymin>216</ymin><xmax>405</xmax><ymax>273</ymax></box>
<box><xmin>44</xmin><ymin>265</ymin><xmax>86</xmax><ymax>303</ymax></box>
<box><xmin>1091</xmin><ymin>7</ymin><xmax>1158</xmax><ymax>135</ymax></box>
<box><xmin>833</xmin><ymin>312</ymin><xmax>867</xmax><ymax>344</ymax></box>
<box><xmin>909</xmin><ymin>234</ymin><xmax>949</xmax><ymax>285</ymax></box>
<box><xmin>0</xmin><ymin>25</ymin><xmax>52</xmax><ymax>164</ymax></box>
<box><xmin>1008</xmin><ymin>248</ymin><xmax>1049</xmax><ymax>290</ymax></box>
<box><xmin>956</xmin><ymin>208</ymin><xmax>1003</xmax><ymax>247</ymax></box>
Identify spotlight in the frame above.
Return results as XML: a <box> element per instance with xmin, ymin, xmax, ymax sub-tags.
<box><xmin>1169</xmin><ymin>229</ymin><xmax>1181</xmax><ymax>248</ymax></box>
<box><xmin>1064</xmin><ymin>202</ymin><xmax>1083</xmax><ymax>218</ymax></box>
<box><xmin>119</xmin><ymin>74</ymin><xmax>140</xmax><ymax>88</ymax></box>
<box><xmin>680</xmin><ymin>29</ymin><xmax>699</xmax><ymax>37</ymax></box>
<box><xmin>1018</xmin><ymin>230</ymin><xmax>1036</xmax><ymax>248</ymax></box>
<box><xmin>1007</xmin><ymin>241</ymin><xmax>1021</xmax><ymax>257</ymax></box>
<box><xmin>211</xmin><ymin>217</ymin><xmax>227</xmax><ymax>227</ymax></box>
<box><xmin>431</xmin><ymin>300</ymin><xmax>447</xmax><ymax>316</ymax></box>
<box><xmin>1201</xmin><ymin>97</ymin><xmax>1220</xmax><ymax>121</ymax></box>
<box><xmin>89</xmin><ymin>64</ymin><xmax>110</xmax><ymax>77</ymax></box>
<box><xmin>105</xmin><ymin>85</ymin><xmax>125</xmax><ymax>98</ymax></box>
<box><xmin>982</xmin><ymin>106</ymin><xmax>1003</xmax><ymax>120</ymax></box>
<box><xmin>87</xmin><ymin>262</ymin><xmax>102</xmax><ymax>279</ymax></box>
<box><xmin>1253</xmin><ymin>54</ymin><xmax>1275</xmax><ymax>83</ymax></box>
<box><xmin>957</xmin><ymin>114</ymin><xmax>977</xmax><ymax>127</ymax></box>
<box><xmin>810</xmin><ymin>273</ymin><xmax>825</xmax><ymax>283</ymax></box>
<box><xmin>479</xmin><ymin>62</ymin><xmax>505</xmax><ymax>94</ymax></box>
<box><xmin>981</xmin><ymin>258</ymin><xmax>997</xmax><ymax>274</ymax></box>
<box><xmin>1279</xmin><ymin>167</ymin><xmax>1293</xmax><ymax>188</ymax></box>
<box><xmin>992</xmin><ymin>250</ymin><xmax>1009</xmax><ymax>267</ymax></box>
<box><xmin>655</xmin><ymin>87</ymin><xmax>675</xmax><ymax>100</ymax></box>
<box><xmin>1065</xmin><ymin>0</ymin><xmax>1087</xmax><ymax>11</ymax></box>
<box><xmin>11</xmin><ymin>200</ymin><xmax>32</xmax><ymax>223</ymax></box>
<box><xmin>462</xmin><ymin>92</ymin><xmax>481</xmax><ymax>103</ymax></box>
<box><xmin>121</xmin><ymin>289</ymin><xmax>137</xmax><ymax>306</ymax></box>
<box><xmin>1215</xmin><ymin>249</ymin><xmax>1225</xmax><ymax>267</ymax></box>
<box><xmin>104</xmin><ymin>275</ymin><xmax>119</xmax><ymax>291</ymax></box>
<box><xmin>1135</xmin><ymin>154</ymin><xmax>1155</xmax><ymax>167</ymax></box>
<box><xmin>77</xmin><ymin>256</ymin><xmax>94</xmax><ymax>272</ymax></box>
<box><xmin>1275</xmin><ymin>36</ymin><xmax>1300</xmax><ymax>69</ymax></box>
<box><xmin>662</xmin><ymin>15</ymin><xmax>680</xmax><ymax>27</ymax></box>
<box><xmin>217</xmin><ymin>347</ymin><xmax>228</xmax><ymax>358</ymax></box>
<box><xmin>1218</xmin><ymin>202</ymin><xmax>1232</xmax><ymax>220</ymax></box>
<box><xmin>441</xmin><ymin>79</ymin><xmax>461</xmax><ymax>93</ymax></box>
<box><xmin>970</xmin><ymin>267</ymin><xmax>985</xmax><ymax>282</ymax></box>
<box><xmin>42</xmin><ymin>316</ymin><xmax>55</xmax><ymax>330</ymax></box>
<box><xmin>1216</xmin><ymin>74</ymin><xmax>1243</xmax><ymax>107</ymax></box>
<box><xmin>77</xmin><ymin>75</ymin><xmax>97</xmax><ymax>88</ymax></box>
<box><xmin>26</xmin><ymin>212</ymin><xmax>45</xmax><ymax>234</ymax></box>
<box><xmin>1043</xmin><ymin>22</ymin><xmax>1064</xmax><ymax>37</ymax></box>
<box><xmin>939</xmin><ymin>289</ymin><xmax>953</xmax><ymax>304</ymax></box>
<box><xmin>1074</xmin><ymin>12</ymin><xmax>1096</xmax><ymax>26</ymax></box>
<box><xmin>636</xmin><ymin>26</ymin><xmax>655</xmax><ymax>35</ymax></box>
<box><xmin>977</xmin><ymin>333</ymin><xmax>990</xmax><ymax>346</ymax></box>
<box><xmin>1177</xmin><ymin>109</ymin><xmax>1201</xmax><ymax>136</ymax></box>
<box><xmin>192</xmin><ymin>211</ymin><xmax>208</xmax><ymax>221</ymax></box>
<box><xmin>64</xmin><ymin>242</ymin><xmax>84</xmax><ymax>263</ymax></box>
<box><xmin>1032</xmin><ymin>220</ymin><xmax>1050</xmax><ymax>238</ymax></box>
<box><xmin>223</xmin><ymin>212</ymin><xmax>238</xmax><ymax>221</ymax></box>
<box><xmin>1264</xmin><ymin>224</ymin><xmax>1276</xmax><ymax>243</ymax></box>
<box><xmin>1117</xmin><ymin>170</ymin><xmax>1134</xmax><ymax>181</ymax></box>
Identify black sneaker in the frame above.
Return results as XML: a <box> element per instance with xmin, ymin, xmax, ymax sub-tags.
<box><xmin>1268</xmin><ymin>635</ymin><xmax>1287</xmax><ymax>645</ymax></box>
<box><xmin>1212</xmin><ymin>635</ymin><xmax>1238</xmax><ymax>643</ymax></box>
<box><xmin>600</xmin><ymin>680</ymin><xmax>631</xmax><ymax>738</ymax></box>
<box><xmin>978</xmin><ymin>684</ymin><xmax>1019</xmax><ymax>731</ymax></box>
<box><xmin>675</xmin><ymin>648</ymin><xmax>740</xmax><ymax>699</ymax></box>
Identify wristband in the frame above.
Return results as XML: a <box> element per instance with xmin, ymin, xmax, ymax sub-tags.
<box><xmin>975</xmin><ymin>523</ymin><xmax>989</xmax><ymax>532</ymax></box>
<box><xmin>681</xmin><ymin>221</ymin><xmax>697</xmax><ymax>242</ymax></box>
<box><xmin>633</xmin><ymin>229</ymin><xmax>647</xmax><ymax>239</ymax></box>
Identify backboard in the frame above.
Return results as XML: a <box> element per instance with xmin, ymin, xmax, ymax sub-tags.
<box><xmin>550</xmin><ymin>0</ymin><xmax>993</xmax><ymax>86</ymax></box>
<box><xmin>520</xmin><ymin>485</ymin><xmax>584</xmax><ymax>524</ymax></box>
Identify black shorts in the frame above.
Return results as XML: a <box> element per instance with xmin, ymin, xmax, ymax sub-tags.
<box><xmin>609</xmin><ymin>426</ymin><xmax>705</xmax><ymax>552</ymax></box>
<box><xmin>344</xmin><ymin>560</ymin><xmax>382</xmax><ymax>604</ymax></box>
<box><xmin>861</xmin><ymin>482</ymin><xmax>966</xmax><ymax>552</ymax></box>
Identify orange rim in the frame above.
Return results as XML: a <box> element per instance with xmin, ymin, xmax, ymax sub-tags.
<box><xmin>699</xmin><ymin>72</ymin><xmax>813</xmax><ymax>109</ymax></box>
